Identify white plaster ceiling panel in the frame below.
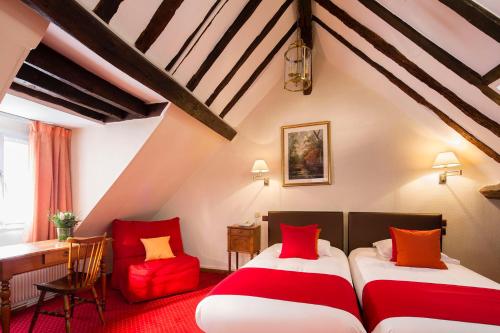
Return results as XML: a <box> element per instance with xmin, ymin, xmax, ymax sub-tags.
<box><xmin>193</xmin><ymin>0</ymin><xmax>285</xmax><ymax>102</ymax></box>
<box><xmin>145</xmin><ymin>0</ymin><xmax>218</xmax><ymax>69</ymax></box>
<box><xmin>323</xmin><ymin>1</ymin><xmax>500</xmax><ymax>124</ymax></box>
<box><xmin>171</xmin><ymin>0</ymin><xmax>248</xmax><ymax>85</ymax></box>
<box><xmin>474</xmin><ymin>0</ymin><xmax>500</xmax><ymax>17</ymax></box>
<box><xmin>375</xmin><ymin>0</ymin><xmax>500</xmax><ymax>75</ymax></box>
<box><xmin>77</xmin><ymin>0</ymin><xmax>100</xmax><ymax>11</ymax></box>
<box><xmin>210</xmin><ymin>6</ymin><xmax>295</xmax><ymax>115</ymax></box>
<box><xmin>315</xmin><ymin>7</ymin><xmax>500</xmax><ymax>153</ymax></box>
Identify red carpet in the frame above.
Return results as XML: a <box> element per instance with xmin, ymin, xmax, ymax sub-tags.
<box><xmin>8</xmin><ymin>272</ymin><xmax>226</xmax><ymax>333</ymax></box>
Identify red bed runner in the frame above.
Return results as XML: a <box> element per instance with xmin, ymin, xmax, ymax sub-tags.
<box><xmin>362</xmin><ymin>280</ymin><xmax>500</xmax><ymax>332</ymax></box>
<box><xmin>208</xmin><ymin>267</ymin><xmax>361</xmax><ymax>321</ymax></box>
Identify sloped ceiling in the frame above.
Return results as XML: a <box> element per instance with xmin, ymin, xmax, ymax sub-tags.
<box><xmin>68</xmin><ymin>0</ymin><xmax>499</xmax><ymax>162</ymax></box>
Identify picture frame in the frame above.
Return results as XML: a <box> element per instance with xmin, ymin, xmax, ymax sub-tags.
<box><xmin>281</xmin><ymin>121</ymin><xmax>331</xmax><ymax>187</ymax></box>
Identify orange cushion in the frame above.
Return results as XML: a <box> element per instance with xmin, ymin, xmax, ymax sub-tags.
<box><xmin>391</xmin><ymin>228</ymin><xmax>447</xmax><ymax>269</ymax></box>
<box><xmin>315</xmin><ymin>228</ymin><xmax>321</xmax><ymax>255</ymax></box>
<box><xmin>140</xmin><ymin>236</ymin><xmax>175</xmax><ymax>261</ymax></box>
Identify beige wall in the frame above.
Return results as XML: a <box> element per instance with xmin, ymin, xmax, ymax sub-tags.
<box><xmin>155</xmin><ymin>57</ymin><xmax>500</xmax><ymax>281</ymax></box>
<box><xmin>0</xmin><ymin>0</ymin><xmax>48</xmax><ymax>100</ymax></box>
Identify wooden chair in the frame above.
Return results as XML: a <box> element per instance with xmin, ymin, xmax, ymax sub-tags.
<box><xmin>29</xmin><ymin>234</ymin><xmax>107</xmax><ymax>333</ymax></box>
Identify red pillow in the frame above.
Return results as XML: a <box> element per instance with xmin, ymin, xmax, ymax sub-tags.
<box><xmin>279</xmin><ymin>224</ymin><xmax>319</xmax><ymax>260</ymax></box>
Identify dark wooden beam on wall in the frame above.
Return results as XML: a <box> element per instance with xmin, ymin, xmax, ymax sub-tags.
<box><xmin>186</xmin><ymin>0</ymin><xmax>262</xmax><ymax>91</ymax></box>
<box><xmin>298</xmin><ymin>0</ymin><xmax>313</xmax><ymax>95</ymax></box>
<box><xmin>10</xmin><ymin>82</ymin><xmax>107</xmax><ymax>122</ymax></box>
<box><xmin>135</xmin><ymin>0</ymin><xmax>184</xmax><ymax>53</ymax></box>
<box><xmin>316</xmin><ymin>0</ymin><xmax>500</xmax><ymax>138</ymax></box>
<box><xmin>25</xmin><ymin>44</ymin><xmax>149</xmax><ymax>117</ymax></box>
<box><xmin>21</xmin><ymin>0</ymin><xmax>236</xmax><ymax>140</ymax></box>
<box><xmin>206</xmin><ymin>0</ymin><xmax>293</xmax><ymax>107</ymax></box>
<box><xmin>313</xmin><ymin>16</ymin><xmax>499</xmax><ymax>163</ymax></box>
<box><xmin>165</xmin><ymin>0</ymin><xmax>222</xmax><ymax>72</ymax></box>
<box><xmin>93</xmin><ymin>0</ymin><xmax>124</xmax><ymax>23</ymax></box>
<box><xmin>483</xmin><ymin>64</ymin><xmax>500</xmax><ymax>85</ymax></box>
<box><xmin>15</xmin><ymin>64</ymin><xmax>126</xmax><ymax>120</ymax></box>
<box><xmin>220</xmin><ymin>24</ymin><xmax>295</xmax><ymax>118</ymax></box>
<box><xmin>439</xmin><ymin>0</ymin><xmax>500</xmax><ymax>43</ymax></box>
<box><xmin>358</xmin><ymin>0</ymin><xmax>500</xmax><ymax>106</ymax></box>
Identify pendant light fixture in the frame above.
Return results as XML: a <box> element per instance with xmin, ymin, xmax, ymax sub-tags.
<box><xmin>284</xmin><ymin>22</ymin><xmax>312</xmax><ymax>92</ymax></box>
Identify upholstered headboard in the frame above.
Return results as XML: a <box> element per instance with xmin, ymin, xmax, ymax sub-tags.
<box><xmin>347</xmin><ymin>212</ymin><xmax>444</xmax><ymax>253</ymax></box>
<box><xmin>267</xmin><ymin>211</ymin><xmax>344</xmax><ymax>250</ymax></box>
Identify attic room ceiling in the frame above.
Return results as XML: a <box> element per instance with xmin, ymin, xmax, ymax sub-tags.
<box><xmin>18</xmin><ymin>0</ymin><xmax>499</xmax><ymax>161</ymax></box>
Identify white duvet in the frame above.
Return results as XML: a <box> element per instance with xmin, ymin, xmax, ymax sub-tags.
<box><xmin>349</xmin><ymin>248</ymin><xmax>500</xmax><ymax>333</ymax></box>
<box><xmin>196</xmin><ymin>244</ymin><xmax>366</xmax><ymax>333</ymax></box>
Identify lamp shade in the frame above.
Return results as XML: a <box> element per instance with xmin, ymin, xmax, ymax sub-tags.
<box><xmin>432</xmin><ymin>152</ymin><xmax>461</xmax><ymax>168</ymax></box>
<box><xmin>251</xmin><ymin>160</ymin><xmax>269</xmax><ymax>173</ymax></box>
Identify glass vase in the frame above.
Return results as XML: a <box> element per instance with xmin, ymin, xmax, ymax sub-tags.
<box><xmin>56</xmin><ymin>227</ymin><xmax>74</xmax><ymax>242</ymax></box>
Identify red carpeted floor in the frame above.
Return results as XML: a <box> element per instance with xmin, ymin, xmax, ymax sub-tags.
<box><xmin>9</xmin><ymin>272</ymin><xmax>226</xmax><ymax>333</ymax></box>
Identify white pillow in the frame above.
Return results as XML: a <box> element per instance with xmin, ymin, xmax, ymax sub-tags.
<box><xmin>274</xmin><ymin>239</ymin><xmax>333</xmax><ymax>257</ymax></box>
<box><xmin>373</xmin><ymin>238</ymin><xmax>460</xmax><ymax>264</ymax></box>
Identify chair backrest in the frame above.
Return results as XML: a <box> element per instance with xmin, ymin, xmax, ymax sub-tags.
<box><xmin>67</xmin><ymin>234</ymin><xmax>107</xmax><ymax>288</ymax></box>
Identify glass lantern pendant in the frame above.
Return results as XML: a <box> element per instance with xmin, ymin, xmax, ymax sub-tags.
<box><xmin>284</xmin><ymin>37</ymin><xmax>312</xmax><ymax>92</ymax></box>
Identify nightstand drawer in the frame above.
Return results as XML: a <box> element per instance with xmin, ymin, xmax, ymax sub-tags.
<box><xmin>229</xmin><ymin>237</ymin><xmax>251</xmax><ymax>252</ymax></box>
<box><xmin>230</xmin><ymin>228</ymin><xmax>252</xmax><ymax>237</ymax></box>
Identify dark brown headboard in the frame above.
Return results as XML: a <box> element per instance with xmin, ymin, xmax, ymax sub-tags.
<box><xmin>348</xmin><ymin>212</ymin><xmax>444</xmax><ymax>253</ymax></box>
<box><xmin>267</xmin><ymin>211</ymin><xmax>344</xmax><ymax>250</ymax></box>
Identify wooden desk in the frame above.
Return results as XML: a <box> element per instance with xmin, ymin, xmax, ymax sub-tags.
<box><xmin>0</xmin><ymin>239</ymin><xmax>110</xmax><ymax>333</ymax></box>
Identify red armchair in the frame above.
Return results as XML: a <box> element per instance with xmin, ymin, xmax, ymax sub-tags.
<box><xmin>112</xmin><ymin>217</ymin><xmax>200</xmax><ymax>302</ymax></box>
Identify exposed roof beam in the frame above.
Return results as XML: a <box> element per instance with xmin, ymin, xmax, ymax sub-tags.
<box><xmin>21</xmin><ymin>0</ymin><xmax>236</xmax><ymax>140</ymax></box>
<box><xmin>220</xmin><ymin>24</ymin><xmax>295</xmax><ymax>118</ymax></box>
<box><xmin>93</xmin><ymin>0</ymin><xmax>124</xmax><ymax>23</ymax></box>
<box><xmin>10</xmin><ymin>82</ymin><xmax>107</xmax><ymax>122</ymax></box>
<box><xmin>439</xmin><ymin>0</ymin><xmax>500</xmax><ymax>43</ymax></box>
<box><xmin>25</xmin><ymin>43</ymin><xmax>149</xmax><ymax>117</ymax></box>
<box><xmin>313</xmin><ymin>16</ymin><xmax>499</xmax><ymax>163</ymax></box>
<box><xmin>483</xmin><ymin>64</ymin><xmax>500</xmax><ymax>85</ymax></box>
<box><xmin>186</xmin><ymin>0</ymin><xmax>262</xmax><ymax>91</ymax></box>
<box><xmin>206</xmin><ymin>0</ymin><xmax>293</xmax><ymax>107</ymax></box>
<box><xmin>358</xmin><ymin>0</ymin><xmax>500</xmax><ymax>106</ymax></box>
<box><xmin>16</xmin><ymin>64</ymin><xmax>126</xmax><ymax>120</ymax></box>
<box><xmin>298</xmin><ymin>0</ymin><xmax>313</xmax><ymax>95</ymax></box>
<box><xmin>165</xmin><ymin>0</ymin><xmax>222</xmax><ymax>72</ymax></box>
<box><xmin>135</xmin><ymin>0</ymin><xmax>184</xmax><ymax>53</ymax></box>
<box><xmin>316</xmin><ymin>0</ymin><xmax>500</xmax><ymax>137</ymax></box>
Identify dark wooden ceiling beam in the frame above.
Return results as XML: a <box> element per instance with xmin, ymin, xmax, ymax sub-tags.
<box><xmin>93</xmin><ymin>0</ymin><xmax>124</xmax><ymax>23</ymax></box>
<box><xmin>15</xmin><ymin>64</ymin><xmax>127</xmax><ymax>120</ymax></box>
<box><xmin>206</xmin><ymin>0</ymin><xmax>293</xmax><ymax>107</ymax></box>
<box><xmin>313</xmin><ymin>16</ymin><xmax>499</xmax><ymax>163</ymax></box>
<box><xmin>135</xmin><ymin>0</ymin><xmax>184</xmax><ymax>53</ymax></box>
<box><xmin>316</xmin><ymin>0</ymin><xmax>500</xmax><ymax>137</ymax></box>
<box><xmin>186</xmin><ymin>0</ymin><xmax>262</xmax><ymax>91</ymax></box>
<box><xmin>483</xmin><ymin>64</ymin><xmax>500</xmax><ymax>85</ymax></box>
<box><xmin>220</xmin><ymin>24</ymin><xmax>295</xmax><ymax>118</ymax></box>
<box><xmin>298</xmin><ymin>0</ymin><xmax>313</xmax><ymax>95</ymax></box>
<box><xmin>439</xmin><ymin>0</ymin><xmax>500</xmax><ymax>43</ymax></box>
<box><xmin>358</xmin><ymin>0</ymin><xmax>500</xmax><ymax>106</ymax></box>
<box><xmin>165</xmin><ymin>0</ymin><xmax>222</xmax><ymax>72</ymax></box>
<box><xmin>25</xmin><ymin>43</ymin><xmax>149</xmax><ymax>117</ymax></box>
<box><xmin>21</xmin><ymin>0</ymin><xmax>236</xmax><ymax>140</ymax></box>
<box><xmin>10</xmin><ymin>82</ymin><xmax>107</xmax><ymax>122</ymax></box>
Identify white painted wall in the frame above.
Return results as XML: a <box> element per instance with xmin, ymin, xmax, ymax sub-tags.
<box><xmin>154</xmin><ymin>56</ymin><xmax>500</xmax><ymax>282</ymax></box>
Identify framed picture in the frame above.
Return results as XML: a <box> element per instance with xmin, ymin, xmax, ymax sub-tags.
<box><xmin>281</xmin><ymin>121</ymin><xmax>331</xmax><ymax>186</ymax></box>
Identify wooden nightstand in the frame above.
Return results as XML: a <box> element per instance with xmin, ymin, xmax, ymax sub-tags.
<box><xmin>227</xmin><ymin>224</ymin><xmax>261</xmax><ymax>272</ymax></box>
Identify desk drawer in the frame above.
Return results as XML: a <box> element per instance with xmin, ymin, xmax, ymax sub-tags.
<box><xmin>44</xmin><ymin>250</ymin><xmax>69</xmax><ymax>265</ymax></box>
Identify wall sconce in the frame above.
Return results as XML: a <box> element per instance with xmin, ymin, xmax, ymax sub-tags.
<box><xmin>432</xmin><ymin>152</ymin><xmax>462</xmax><ymax>184</ymax></box>
<box><xmin>251</xmin><ymin>159</ymin><xmax>269</xmax><ymax>186</ymax></box>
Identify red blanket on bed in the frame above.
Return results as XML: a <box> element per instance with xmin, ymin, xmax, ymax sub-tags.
<box><xmin>208</xmin><ymin>267</ymin><xmax>361</xmax><ymax>321</ymax></box>
<box><xmin>362</xmin><ymin>280</ymin><xmax>500</xmax><ymax>332</ymax></box>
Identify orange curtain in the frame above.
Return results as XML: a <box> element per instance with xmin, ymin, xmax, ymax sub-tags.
<box><xmin>26</xmin><ymin>121</ymin><xmax>73</xmax><ymax>242</ymax></box>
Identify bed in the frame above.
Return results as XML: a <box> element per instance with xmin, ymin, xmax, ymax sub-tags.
<box><xmin>348</xmin><ymin>212</ymin><xmax>500</xmax><ymax>333</ymax></box>
<box><xmin>196</xmin><ymin>211</ymin><xmax>366</xmax><ymax>333</ymax></box>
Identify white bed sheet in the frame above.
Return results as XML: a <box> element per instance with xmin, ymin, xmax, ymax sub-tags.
<box><xmin>196</xmin><ymin>244</ymin><xmax>366</xmax><ymax>333</ymax></box>
<box><xmin>349</xmin><ymin>247</ymin><xmax>500</xmax><ymax>333</ymax></box>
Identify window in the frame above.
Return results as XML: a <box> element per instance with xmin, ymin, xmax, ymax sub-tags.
<box><xmin>0</xmin><ymin>114</ymin><xmax>32</xmax><ymax>245</ymax></box>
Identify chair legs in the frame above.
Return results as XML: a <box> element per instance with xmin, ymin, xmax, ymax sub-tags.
<box><xmin>63</xmin><ymin>295</ymin><xmax>71</xmax><ymax>333</ymax></box>
<box><xmin>28</xmin><ymin>290</ymin><xmax>46</xmax><ymax>333</ymax></box>
<box><xmin>91</xmin><ymin>286</ymin><xmax>105</xmax><ymax>324</ymax></box>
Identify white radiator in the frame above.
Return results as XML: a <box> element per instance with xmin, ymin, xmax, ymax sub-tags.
<box><xmin>10</xmin><ymin>263</ymin><xmax>67</xmax><ymax>310</ymax></box>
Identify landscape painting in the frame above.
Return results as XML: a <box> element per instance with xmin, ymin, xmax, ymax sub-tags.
<box><xmin>281</xmin><ymin>121</ymin><xmax>331</xmax><ymax>186</ymax></box>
